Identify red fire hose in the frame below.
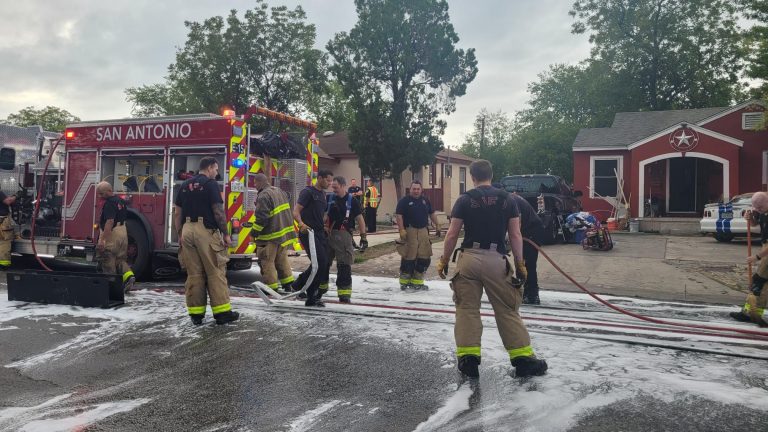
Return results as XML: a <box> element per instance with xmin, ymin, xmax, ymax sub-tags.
<box><xmin>525</xmin><ymin>238</ymin><xmax>768</xmax><ymax>338</ymax></box>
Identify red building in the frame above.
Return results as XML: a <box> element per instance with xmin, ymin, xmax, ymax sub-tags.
<box><xmin>572</xmin><ymin>101</ymin><xmax>767</xmax><ymax>219</ymax></box>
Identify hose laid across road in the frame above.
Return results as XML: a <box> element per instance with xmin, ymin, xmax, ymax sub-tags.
<box><xmin>524</xmin><ymin>238</ymin><xmax>768</xmax><ymax>339</ymax></box>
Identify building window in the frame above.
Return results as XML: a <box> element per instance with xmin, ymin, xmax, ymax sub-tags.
<box><xmin>459</xmin><ymin>167</ymin><xmax>466</xmax><ymax>194</ymax></box>
<box><xmin>590</xmin><ymin>156</ymin><xmax>623</xmax><ymax>198</ymax></box>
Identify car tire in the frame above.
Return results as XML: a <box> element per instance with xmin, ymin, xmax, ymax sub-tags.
<box><xmin>542</xmin><ymin>218</ymin><xmax>559</xmax><ymax>245</ymax></box>
<box><xmin>714</xmin><ymin>232</ymin><xmax>734</xmax><ymax>242</ymax></box>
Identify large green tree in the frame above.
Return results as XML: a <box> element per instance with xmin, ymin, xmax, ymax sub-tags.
<box><xmin>327</xmin><ymin>0</ymin><xmax>477</xmax><ymax>197</ymax></box>
<box><xmin>125</xmin><ymin>1</ymin><xmax>325</xmax><ymax>118</ymax></box>
<box><xmin>458</xmin><ymin>109</ymin><xmax>517</xmax><ymax>176</ymax></box>
<box><xmin>3</xmin><ymin>106</ymin><xmax>80</xmax><ymax>132</ymax></box>
<box><xmin>305</xmin><ymin>81</ymin><xmax>356</xmax><ymax>132</ymax></box>
<box><xmin>743</xmin><ymin>0</ymin><xmax>768</xmax><ymax>128</ymax></box>
<box><xmin>570</xmin><ymin>0</ymin><xmax>744</xmax><ymax>110</ymax></box>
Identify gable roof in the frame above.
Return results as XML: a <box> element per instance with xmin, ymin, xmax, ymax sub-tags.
<box><xmin>573</xmin><ymin>106</ymin><xmax>729</xmax><ymax>150</ymax></box>
<box><xmin>436</xmin><ymin>148</ymin><xmax>475</xmax><ymax>164</ymax></box>
<box><xmin>318</xmin><ymin>131</ymin><xmax>354</xmax><ymax>156</ymax></box>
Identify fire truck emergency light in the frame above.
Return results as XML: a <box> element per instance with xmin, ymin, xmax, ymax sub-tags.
<box><xmin>222</xmin><ymin>108</ymin><xmax>236</xmax><ymax>117</ymax></box>
<box><xmin>65</xmin><ymin>130</ymin><xmax>75</xmax><ymax>139</ymax></box>
<box><xmin>232</xmin><ymin>159</ymin><xmax>246</xmax><ymax>168</ymax></box>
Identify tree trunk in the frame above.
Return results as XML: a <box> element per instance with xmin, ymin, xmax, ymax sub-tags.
<box><xmin>393</xmin><ymin>173</ymin><xmax>403</xmax><ymax>200</ymax></box>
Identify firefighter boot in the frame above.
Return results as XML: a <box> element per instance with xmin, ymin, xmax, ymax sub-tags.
<box><xmin>729</xmin><ymin>311</ymin><xmax>752</xmax><ymax>322</ymax></box>
<box><xmin>214</xmin><ymin>311</ymin><xmax>240</xmax><ymax>325</ymax></box>
<box><xmin>458</xmin><ymin>355</ymin><xmax>480</xmax><ymax>378</ymax></box>
<box><xmin>511</xmin><ymin>356</ymin><xmax>548</xmax><ymax>377</ymax></box>
<box><xmin>123</xmin><ymin>273</ymin><xmax>136</xmax><ymax>294</ymax></box>
<box><xmin>189</xmin><ymin>314</ymin><xmax>204</xmax><ymax>325</ymax></box>
<box><xmin>522</xmin><ymin>295</ymin><xmax>540</xmax><ymax>305</ymax></box>
<box><xmin>339</xmin><ymin>295</ymin><xmax>351</xmax><ymax>304</ymax></box>
<box><xmin>750</xmin><ymin>274</ymin><xmax>767</xmax><ymax>296</ymax></box>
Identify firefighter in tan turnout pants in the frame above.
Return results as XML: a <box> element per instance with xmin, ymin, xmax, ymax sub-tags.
<box><xmin>251</xmin><ymin>173</ymin><xmax>297</xmax><ymax>293</ymax></box>
<box><xmin>174</xmin><ymin>157</ymin><xmax>239</xmax><ymax>325</ymax></box>
<box><xmin>731</xmin><ymin>191</ymin><xmax>768</xmax><ymax>327</ymax></box>
<box><xmin>438</xmin><ymin>160</ymin><xmax>548</xmax><ymax>378</ymax></box>
<box><xmin>95</xmin><ymin>182</ymin><xmax>135</xmax><ymax>292</ymax></box>
<box><xmin>396</xmin><ymin>180</ymin><xmax>440</xmax><ymax>291</ymax></box>
<box><xmin>0</xmin><ymin>190</ymin><xmax>16</xmax><ymax>269</ymax></box>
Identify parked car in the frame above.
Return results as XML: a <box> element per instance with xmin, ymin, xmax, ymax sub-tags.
<box><xmin>700</xmin><ymin>193</ymin><xmax>759</xmax><ymax>242</ymax></box>
<box><xmin>499</xmin><ymin>174</ymin><xmax>582</xmax><ymax>244</ymax></box>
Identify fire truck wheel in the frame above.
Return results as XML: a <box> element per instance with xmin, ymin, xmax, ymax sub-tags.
<box><xmin>126</xmin><ymin>218</ymin><xmax>150</xmax><ymax>279</ymax></box>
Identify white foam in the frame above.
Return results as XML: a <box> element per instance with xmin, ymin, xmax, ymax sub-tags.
<box><xmin>413</xmin><ymin>384</ymin><xmax>473</xmax><ymax>431</ymax></box>
<box><xmin>18</xmin><ymin>399</ymin><xmax>150</xmax><ymax>432</ymax></box>
<box><xmin>287</xmin><ymin>400</ymin><xmax>342</xmax><ymax>432</ymax></box>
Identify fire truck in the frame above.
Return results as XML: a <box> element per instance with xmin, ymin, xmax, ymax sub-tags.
<box><xmin>7</xmin><ymin>107</ymin><xmax>319</xmax><ymax>279</ymax></box>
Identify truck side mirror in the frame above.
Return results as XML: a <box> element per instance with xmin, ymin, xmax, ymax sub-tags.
<box><xmin>573</xmin><ymin>190</ymin><xmax>583</xmax><ymax>198</ymax></box>
<box><xmin>0</xmin><ymin>148</ymin><xmax>15</xmax><ymax>171</ymax></box>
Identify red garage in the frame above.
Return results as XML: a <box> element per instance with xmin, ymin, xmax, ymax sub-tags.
<box><xmin>572</xmin><ymin>101</ymin><xmax>768</xmax><ymax>220</ymax></box>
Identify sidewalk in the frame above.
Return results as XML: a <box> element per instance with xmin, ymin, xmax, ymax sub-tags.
<box><xmin>350</xmin><ymin>232</ymin><xmax>750</xmax><ymax>305</ymax></box>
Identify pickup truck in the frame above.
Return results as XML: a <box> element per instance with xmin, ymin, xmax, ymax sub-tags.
<box><xmin>499</xmin><ymin>174</ymin><xmax>582</xmax><ymax>244</ymax></box>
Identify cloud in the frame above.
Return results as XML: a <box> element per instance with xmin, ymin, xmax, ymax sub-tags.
<box><xmin>0</xmin><ymin>0</ymin><xmax>590</xmax><ymax>147</ymax></box>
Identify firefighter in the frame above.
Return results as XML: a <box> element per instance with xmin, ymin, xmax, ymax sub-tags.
<box><xmin>437</xmin><ymin>160</ymin><xmax>547</xmax><ymax>378</ymax></box>
<box><xmin>348</xmin><ymin>178</ymin><xmax>364</xmax><ymax>209</ymax></box>
<box><xmin>731</xmin><ymin>191</ymin><xmax>768</xmax><ymax>327</ymax></box>
<box><xmin>251</xmin><ymin>173</ymin><xmax>297</xmax><ymax>293</ymax></box>
<box><xmin>395</xmin><ymin>180</ymin><xmax>440</xmax><ymax>291</ymax></box>
<box><xmin>327</xmin><ymin>176</ymin><xmax>367</xmax><ymax>303</ymax></box>
<box><xmin>173</xmin><ymin>157</ymin><xmax>239</xmax><ymax>325</ymax></box>
<box><xmin>347</xmin><ymin>178</ymin><xmax>365</xmax><ymax>250</ymax></box>
<box><xmin>0</xmin><ymin>190</ymin><xmax>16</xmax><ymax>270</ymax></box>
<box><xmin>364</xmin><ymin>178</ymin><xmax>380</xmax><ymax>233</ymax></box>
<box><xmin>95</xmin><ymin>182</ymin><xmax>135</xmax><ymax>293</ymax></box>
<box><xmin>292</xmin><ymin>169</ymin><xmax>334</xmax><ymax>307</ymax></box>
<box><xmin>509</xmin><ymin>192</ymin><xmax>545</xmax><ymax>304</ymax></box>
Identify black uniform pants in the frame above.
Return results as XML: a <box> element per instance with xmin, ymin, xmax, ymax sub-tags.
<box><xmin>296</xmin><ymin>230</ymin><xmax>330</xmax><ymax>305</ymax></box>
<box><xmin>365</xmin><ymin>206</ymin><xmax>378</xmax><ymax>233</ymax></box>
<box><xmin>523</xmin><ymin>228</ymin><xmax>543</xmax><ymax>299</ymax></box>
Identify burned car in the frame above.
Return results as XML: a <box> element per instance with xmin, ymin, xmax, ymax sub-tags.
<box><xmin>500</xmin><ymin>174</ymin><xmax>582</xmax><ymax>244</ymax></box>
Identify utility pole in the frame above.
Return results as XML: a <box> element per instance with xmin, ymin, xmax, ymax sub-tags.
<box><xmin>479</xmin><ymin>115</ymin><xmax>486</xmax><ymax>159</ymax></box>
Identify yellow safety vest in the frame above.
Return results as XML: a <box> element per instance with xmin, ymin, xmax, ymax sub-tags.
<box><xmin>365</xmin><ymin>186</ymin><xmax>380</xmax><ymax>208</ymax></box>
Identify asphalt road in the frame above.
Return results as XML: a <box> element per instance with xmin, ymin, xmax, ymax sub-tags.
<box><xmin>2</xmin><ymin>251</ymin><xmax>767</xmax><ymax>431</ymax></box>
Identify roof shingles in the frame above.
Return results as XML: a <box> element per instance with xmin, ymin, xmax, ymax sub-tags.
<box><xmin>572</xmin><ymin>106</ymin><xmax>729</xmax><ymax>149</ymax></box>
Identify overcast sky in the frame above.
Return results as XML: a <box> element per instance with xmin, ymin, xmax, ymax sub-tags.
<box><xmin>0</xmin><ymin>0</ymin><xmax>590</xmax><ymax>147</ymax></box>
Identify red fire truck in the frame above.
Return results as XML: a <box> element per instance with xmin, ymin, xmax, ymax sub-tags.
<box><xmin>10</xmin><ymin>107</ymin><xmax>319</xmax><ymax>279</ymax></box>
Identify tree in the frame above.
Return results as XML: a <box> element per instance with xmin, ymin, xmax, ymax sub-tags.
<box><xmin>305</xmin><ymin>81</ymin><xmax>356</xmax><ymax>132</ymax></box>
<box><xmin>742</xmin><ymin>0</ymin><xmax>768</xmax><ymax>128</ymax></box>
<box><xmin>743</xmin><ymin>0</ymin><xmax>768</xmax><ymax>90</ymax></box>
<box><xmin>519</xmin><ymin>61</ymin><xmax>645</xmax><ymax>129</ymax></box>
<box><xmin>458</xmin><ymin>109</ymin><xmax>517</xmax><ymax>176</ymax></box>
<box><xmin>3</xmin><ymin>106</ymin><xmax>80</xmax><ymax>132</ymax></box>
<box><xmin>125</xmin><ymin>1</ymin><xmax>325</xmax><ymax>118</ymax></box>
<box><xmin>327</xmin><ymin>0</ymin><xmax>477</xmax><ymax>198</ymax></box>
<box><xmin>570</xmin><ymin>0</ymin><xmax>744</xmax><ymax>110</ymax></box>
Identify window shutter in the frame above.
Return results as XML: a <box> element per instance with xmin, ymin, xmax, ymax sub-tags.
<box><xmin>743</xmin><ymin>112</ymin><xmax>764</xmax><ymax>130</ymax></box>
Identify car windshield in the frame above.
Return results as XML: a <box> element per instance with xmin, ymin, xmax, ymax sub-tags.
<box><xmin>501</xmin><ymin>176</ymin><xmax>561</xmax><ymax>194</ymax></box>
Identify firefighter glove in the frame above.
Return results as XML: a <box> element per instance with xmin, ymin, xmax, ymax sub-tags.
<box><xmin>515</xmin><ymin>259</ymin><xmax>528</xmax><ymax>283</ymax></box>
<box><xmin>437</xmin><ymin>256</ymin><xmax>449</xmax><ymax>279</ymax></box>
<box><xmin>359</xmin><ymin>238</ymin><xmax>369</xmax><ymax>251</ymax></box>
<box><xmin>299</xmin><ymin>223</ymin><xmax>309</xmax><ymax>234</ymax></box>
